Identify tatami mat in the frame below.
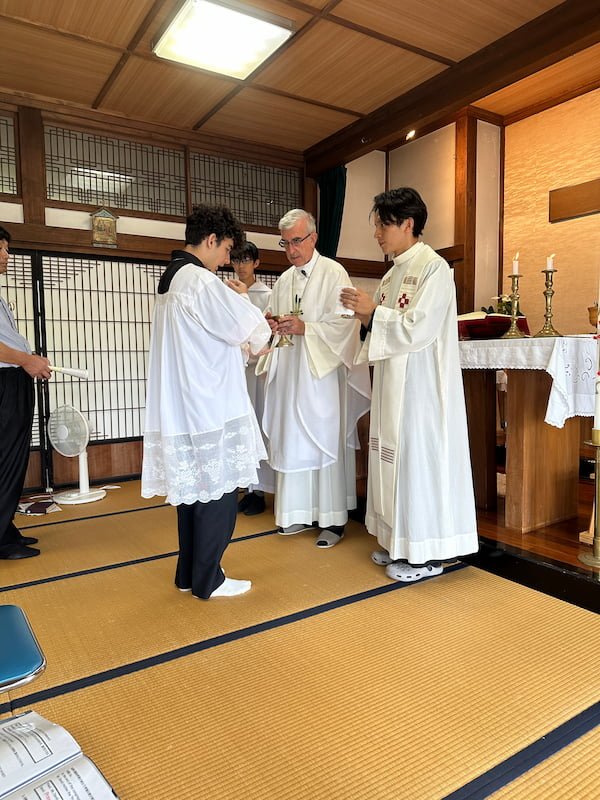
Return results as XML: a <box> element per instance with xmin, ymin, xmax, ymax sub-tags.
<box><xmin>20</xmin><ymin>567</ymin><xmax>600</xmax><ymax>800</ymax></box>
<box><xmin>4</xmin><ymin>519</ymin><xmax>385</xmax><ymax>700</ymax></box>
<box><xmin>3</xmin><ymin>498</ymin><xmax>277</xmax><ymax>587</ymax></box>
<box><xmin>490</xmin><ymin>725</ymin><xmax>600</xmax><ymax>799</ymax></box>
<box><xmin>17</xmin><ymin>480</ymin><xmax>165</xmax><ymax>528</ymax></box>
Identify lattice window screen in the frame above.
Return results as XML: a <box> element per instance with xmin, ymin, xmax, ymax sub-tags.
<box><xmin>4</xmin><ymin>254</ymin><xmax>281</xmax><ymax>461</ymax></box>
<box><xmin>0</xmin><ymin>115</ymin><xmax>17</xmax><ymax>195</ymax></box>
<box><xmin>0</xmin><ymin>253</ymin><xmax>40</xmax><ymax>444</ymax></box>
<box><xmin>45</xmin><ymin>126</ymin><xmax>186</xmax><ymax>216</ymax></box>
<box><xmin>190</xmin><ymin>152</ymin><xmax>301</xmax><ymax>228</ymax></box>
<box><xmin>42</xmin><ymin>255</ymin><xmax>162</xmax><ymax>442</ymax></box>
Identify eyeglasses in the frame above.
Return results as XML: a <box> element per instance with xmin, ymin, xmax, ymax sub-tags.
<box><xmin>230</xmin><ymin>256</ymin><xmax>254</xmax><ymax>265</ymax></box>
<box><xmin>278</xmin><ymin>233</ymin><xmax>313</xmax><ymax>249</ymax></box>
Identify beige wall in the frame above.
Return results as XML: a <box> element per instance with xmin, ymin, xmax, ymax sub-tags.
<box><xmin>475</xmin><ymin>121</ymin><xmax>501</xmax><ymax>312</ymax></box>
<box><xmin>388</xmin><ymin>124</ymin><xmax>456</xmax><ymax>251</ymax></box>
<box><xmin>337</xmin><ymin>150</ymin><xmax>386</xmax><ymax>261</ymax></box>
<box><xmin>504</xmin><ymin>88</ymin><xmax>600</xmax><ymax>335</ymax></box>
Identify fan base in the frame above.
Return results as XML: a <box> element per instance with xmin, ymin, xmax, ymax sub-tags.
<box><xmin>53</xmin><ymin>489</ymin><xmax>107</xmax><ymax>505</ymax></box>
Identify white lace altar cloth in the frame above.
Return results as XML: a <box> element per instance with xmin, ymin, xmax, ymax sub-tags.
<box><xmin>459</xmin><ymin>335</ymin><xmax>596</xmax><ymax>428</ymax></box>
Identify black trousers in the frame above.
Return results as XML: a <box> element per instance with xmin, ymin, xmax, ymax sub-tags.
<box><xmin>175</xmin><ymin>490</ymin><xmax>238</xmax><ymax>599</ymax></box>
<box><xmin>0</xmin><ymin>367</ymin><xmax>35</xmax><ymax>548</ymax></box>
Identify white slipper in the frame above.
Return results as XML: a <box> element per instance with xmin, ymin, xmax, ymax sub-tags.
<box><xmin>277</xmin><ymin>524</ymin><xmax>316</xmax><ymax>535</ymax></box>
<box><xmin>315</xmin><ymin>529</ymin><xmax>344</xmax><ymax>548</ymax></box>
<box><xmin>371</xmin><ymin>550</ymin><xmax>393</xmax><ymax>566</ymax></box>
<box><xmin>385</xmin><ymin>562</ymin><xmax>443</xmax><ymax>583</ymax></box>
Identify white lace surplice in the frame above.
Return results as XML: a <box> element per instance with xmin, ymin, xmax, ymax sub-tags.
<box><xmin>141</xmin><ymin>263</ymin><xmax>271</xmax><ymax>505</ymax></box>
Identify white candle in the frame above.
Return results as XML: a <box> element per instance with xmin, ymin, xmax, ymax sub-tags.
<box><xmin>546</xmin><ymin>253</ymin><xmax>555</xmax><ymax>271</ymax></box>
<box><xmin>594</xmin><ymin>380</ymin><xmax>600</xmax><ymax>431</ymax></box>
<box><xmin>512</xmin><ymin>252</ymin><xmax>519</xmax><ymax>274</ymax></box>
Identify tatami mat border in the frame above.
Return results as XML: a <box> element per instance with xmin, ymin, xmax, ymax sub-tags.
<box><xmin>2</xmin><ymin>563</ymin><xmax>467</xmax><ymax>717</ymax></box>
<box><xmin>19</xmin><ymin>503</ymin><xmax>167</xmax><ymax>529</ymax></box>
<box><xmin>442</xmin><ymin>702</ymin><xmax>600</xmax><ymax>800</ymax></box>
<box><xmin>0</xmin><ymin>529</ymin><xmax>280</xmax><ymax>593</ymax></box>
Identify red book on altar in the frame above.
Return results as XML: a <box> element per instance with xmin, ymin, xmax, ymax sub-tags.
<box><xmin>458</xmin><ymin>313</ymin><xmax>530</xmax><ymax>340</ymax></box>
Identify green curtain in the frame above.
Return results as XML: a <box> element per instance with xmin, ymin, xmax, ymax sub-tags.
<box><xmin>316</xmin><ymin>165</ymin><xmax>347</xmax><ymax>258</ymax></box>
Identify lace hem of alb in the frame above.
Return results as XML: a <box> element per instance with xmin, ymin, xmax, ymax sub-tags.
<box><xmin>141</xmin><ymin>415</ymin><xmax>265</xmax><ymax>505</ymax></box>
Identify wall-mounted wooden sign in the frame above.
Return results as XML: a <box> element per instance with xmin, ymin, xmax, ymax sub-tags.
<box><xmin>549</xmin><ymin>177</ymin><xmax>600</xmax><ymax>224</ymax></box>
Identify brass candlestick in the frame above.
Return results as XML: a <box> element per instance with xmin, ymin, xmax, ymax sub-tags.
<box><xmin>534</xmin><ymin>269</ymin><xmax>561</xmax><ymax>338</ymax></box>
<box><xmin>501</xmin><ymin>273</ymin><xmax>525</xmax><ymax>339</ymax></box>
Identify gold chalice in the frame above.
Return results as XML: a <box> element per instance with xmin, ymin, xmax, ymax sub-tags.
<box><xmin>588</xmin><ymin>304</ymin><xmax>598</xmax><ymax>331</ymax></box>
<box><xmin>271</xmin><ymin>315</ymin><xmax>294</xmax><ymax>347</ymax></box>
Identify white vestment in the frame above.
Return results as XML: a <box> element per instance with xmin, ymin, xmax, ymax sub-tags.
<box><xmin>259</xmin><ymin>251</ymin><xmax>371</xmax><ymax>528</ymax></box>
<box><xmin>359</xmin><ymin>241</ymin><xmax>478</xmax><ymax>563</ymax></box>
<box><xmin>245</xmin><ymin>280</ymin><xmax>275</xmax><ymax>494</ymax></box>
<box><xmin>141</xmin><ymin>256</ymin><xmax>271</xmax><ymax>505</ymax></box>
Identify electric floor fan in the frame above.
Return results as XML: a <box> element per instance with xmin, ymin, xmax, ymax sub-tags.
<box><xmin>47</xmin><ymin>405</ymin><xmax>106</xmax><ymax>504</ymax></box>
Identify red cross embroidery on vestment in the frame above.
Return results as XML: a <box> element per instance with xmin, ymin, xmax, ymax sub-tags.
<box><xmin>398</xmin><ymin>293</ymin><xmax>410</xmax><ymax>308</ymax></box>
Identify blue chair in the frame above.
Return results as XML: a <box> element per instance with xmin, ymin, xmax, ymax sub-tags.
<box><xmin>0</xmin><ymin>605</ymin><xmax>46</xmax><ymax>692</ymax></box>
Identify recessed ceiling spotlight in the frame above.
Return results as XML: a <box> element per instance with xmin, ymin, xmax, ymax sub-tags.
<box><xmin>406</xmin><ymin>130</ymin><xmax>416</xmax><ymax>141</ymax></box>
<box><xmin>154</xmin><ymin>0</ymin><xmax>294</xmax><ymax>80</ymax></box>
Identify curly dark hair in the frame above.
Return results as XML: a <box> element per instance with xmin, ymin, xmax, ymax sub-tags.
<box><xmin>185</xmin><ymin>204</ymin><xmax>244</xmax><ymax>249</ymax></box>
<box><xmin>0</xmin><ymin>225</ymin><xmax>11</xmax><ymax>243</ymax></box>
<box><xmin>372</xmin><ymin>188</ymin><xmax>428</xmax><ymax>237</ymax></box>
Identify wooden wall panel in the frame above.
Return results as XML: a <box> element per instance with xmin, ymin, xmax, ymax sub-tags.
<box><xmin>52</xmin><ymin>441</ymin><xmax>143</xmax><ymax>486</ymax></box>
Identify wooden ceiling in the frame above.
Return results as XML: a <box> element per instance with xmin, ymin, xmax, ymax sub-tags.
<box><xmin>0</xmin><ymin>0</ymin><xmax>599</xmax><ymax>171</ymax></box>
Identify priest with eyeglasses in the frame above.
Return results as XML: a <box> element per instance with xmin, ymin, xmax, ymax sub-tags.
<box><xmin>258</xmin><ymin>209</ymin><xmax>370</xmax><ymax>548</ymax></box>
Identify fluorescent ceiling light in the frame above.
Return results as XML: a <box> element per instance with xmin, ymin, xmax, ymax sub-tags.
<box><xmin>153</xmin><ymin>0</ymin><xmax>293</xmax><ymax>80</ymax></box>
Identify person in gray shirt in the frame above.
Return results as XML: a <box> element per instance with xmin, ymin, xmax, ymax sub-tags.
<box><xmin>0</xmin><ymin>225</ymin><xmax>51</xmax><ymax>559</ymax></box>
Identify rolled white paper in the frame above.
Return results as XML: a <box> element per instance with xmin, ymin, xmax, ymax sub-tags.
<box><xmin>50</xmin><ymin>365</ymin><xmax>89</xmax><ymax>380</ymax></box>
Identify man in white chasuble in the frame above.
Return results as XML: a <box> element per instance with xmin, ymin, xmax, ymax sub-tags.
<box><xmin>341</xmin><ymin>188</ymin><xmax>478</xmax><ymax>582</ymax></box>
<box><xmin>142</xmin><ymin>206</ymin><xmax>271</xmax><ymax>598</ymax></box>
<box><xmin>258</xmin><ymin>209</ymin><xmax>370</xmax><ymax>548</ymax></box>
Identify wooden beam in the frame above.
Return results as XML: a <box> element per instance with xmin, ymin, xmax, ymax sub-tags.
<box><xmin>454</xmin><ymin>113</ymin><xmax>477</xmax><ymax>313</ymax></box>
<box><xmin>17</xmin><ymin>107</ymin><xmax>46</xmax><ymax>225</ymax></box>
<box><xmin>305</xmin><ymin>0</ymin><xmax>600</xmax><ymax>176</ymax></box>
<box><xmin>549</xmin><ymin>177</ymin><xmax>600</xmax><ymax>223</ymax></box>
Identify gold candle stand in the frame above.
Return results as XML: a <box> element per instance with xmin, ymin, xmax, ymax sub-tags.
<box><xmin>534</xmin><ymin>269</ymin><xmax>561</xmax><ymax>338</ymax></box>
<box><xmin>501</xmin><ymin>273</ymin><xmax>525</xmax><ymax>339</ymax></box>
<box><xmin>579</xmin><ymin>430</ymin><xmax>600</xmax><ymax>568</ymax></box>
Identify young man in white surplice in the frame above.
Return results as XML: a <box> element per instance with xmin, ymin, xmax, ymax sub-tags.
<box><xmin>258</xmin><ymin>209</ymin><xmax>371</xmax><ymax>549</ymax></box>
<box><xmin>231</xmin><ymin>241</ymin><xmax>274</xmax><ymax>518</ymax></box>
<box><xmin>141</xmin><ymin>205</ymin><xmax>271</xmax><ymax>599</ymax></box>
<box><xmin>341</xmin><ymin>188</ymin><xmax>478</xmax><ymax>583</ymax></box>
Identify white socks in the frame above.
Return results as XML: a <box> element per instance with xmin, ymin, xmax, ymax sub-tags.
<box><xmin>209</xmin><ymin>577</ymin><xmax>252</xmax><ymax>598</ymax></box>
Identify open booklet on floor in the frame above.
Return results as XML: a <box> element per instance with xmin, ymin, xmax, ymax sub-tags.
<box><xmin>0</xmin><ymin>711</ymin><xmax>117</xmax><ymax>800</ymax></box>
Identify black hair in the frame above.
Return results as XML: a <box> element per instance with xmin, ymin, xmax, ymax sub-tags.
<box><xmin>0</xmin><ymin>225</ymin><xmax>11</xmax><ymax>243</ymax></box>
<box><xmin>372</xmin><ymin>188</ymin><xmax>428</xmax><ymax>237</ymax></box>
<box><xmin>185</xmin><ymin>204</ymin><xmax>244</xmax><ymax>249</ymax></box>
<box><xmin>231</xmin><ymin>241</ymin><xmax>259</xmax><ymax>262</ymax></box>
